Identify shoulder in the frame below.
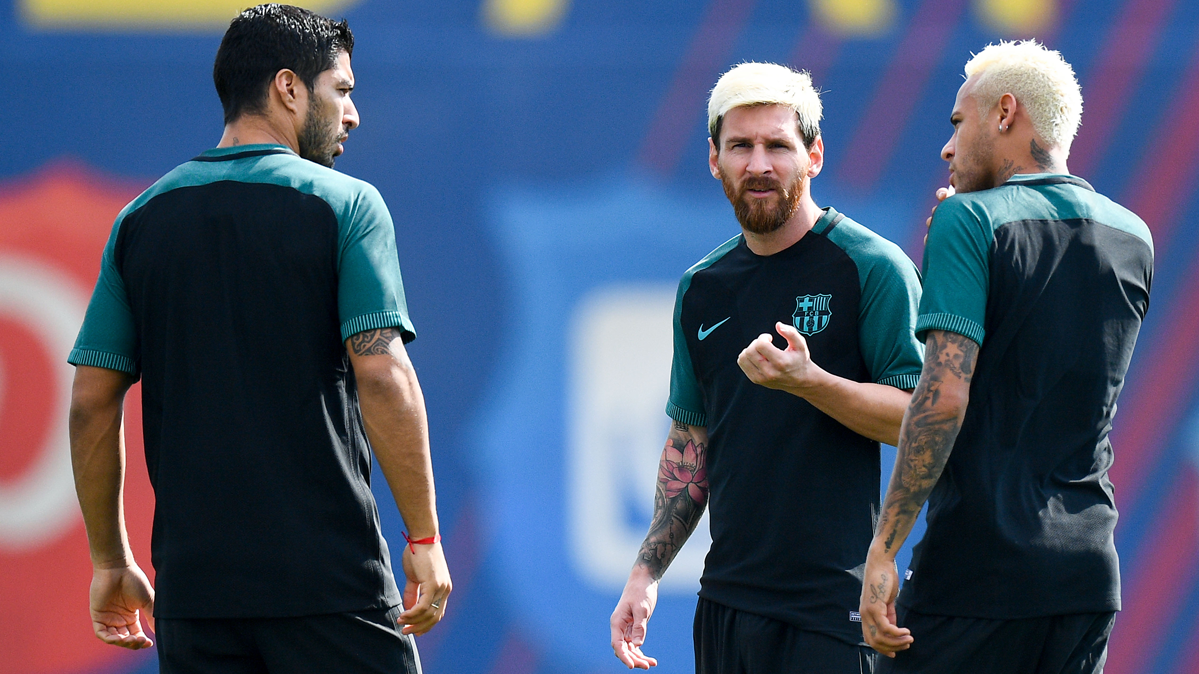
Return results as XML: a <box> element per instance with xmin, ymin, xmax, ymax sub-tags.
<box><xmin>819</xmin><ymin>210</ymin><xmax>919</xmax><ymax>282</ymax></box>
<box><xmin>678</xmin><ymin>234</ymin><xmax>743</xmax><ymax>287</ymax></box>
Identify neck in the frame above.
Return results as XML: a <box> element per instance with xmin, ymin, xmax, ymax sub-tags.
<box><xmin>217</xmin><ymin>113</ymin><xmax>299</xmax><ymax>152</ymax></box>
<box><xmin>994</xmin><ymin>135</ymin><xmax>1070</xmax><ymax>186</ymax></box>
<box><xmin>742</xmin><ymin>195</ymin><xmax>824</xmax><ymax>256</ymax></box>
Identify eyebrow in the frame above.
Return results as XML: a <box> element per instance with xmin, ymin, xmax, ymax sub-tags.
<box><xmin>336</xmin><ymin>78</ymin><xmax>355</xmax><ymax>90</ymax></box>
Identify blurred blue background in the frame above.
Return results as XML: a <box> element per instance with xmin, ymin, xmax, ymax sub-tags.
<box><xmin>3</xmin><ymin>1</ymin><xmax>1199</xmax><ymax>673</ymax></box>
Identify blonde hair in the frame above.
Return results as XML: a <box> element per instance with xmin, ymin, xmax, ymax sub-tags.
<box><xmin>707</xmin><ymin>62</ymin><xmax>822</xmax><ymax>147</ymax></box>
<box><xmin>964</xmin><ymin>40</ymin><xmax>1083</xmax><ymax>149</ymax></box>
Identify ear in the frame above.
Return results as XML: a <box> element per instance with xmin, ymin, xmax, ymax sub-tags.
<box><xmin>997</xmin><ymin>92</ymin><xmax>1017</xmax><ymax>133</ymax></box>
<box><xmin>806</xmin><ymin>136</ymin><xmax>825</xmax><ymax>178</ymax></box>
<box><xmin>271</xmin><ymin>69</ymin><xmax>305</xmax><ymax>115</ymax></box>
<box><xmin>709</xmin><ymin>136</ymin><xmax>721</xmax><ymax>180</ymax></box>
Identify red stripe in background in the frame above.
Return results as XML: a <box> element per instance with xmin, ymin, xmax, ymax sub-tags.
<box><xmin>786</xmin><ymin>21</ymin><xmax>841</xmax><ymax>89</ymax></box>
<box><xmin>836</xmin><ymin>0</ymin><xmax>968</xmax><ymax>190</ymax></box>
<box><xmin>1067</xmin><ymin>0</ymin><xmax>1178</xmax><ymax>175</ymax></box>
<box><xmin>487</xmin><ymin>628</ymin><xmax>540</xmax><ymax>674</ymax></box>
<box><xmin>1104</xmin><ymin>470</ymin><xmax>1199</xmax><ymax>674</ymax></box>
<box><xmin>637</xmin><ymin>0</ymin><xmax>760</xmax><ymax>176</ymax></box>
<box><xmin>1102</xmin><ymin>43</ymin><xmax>1199</xmax><ymax>502</ymax></box>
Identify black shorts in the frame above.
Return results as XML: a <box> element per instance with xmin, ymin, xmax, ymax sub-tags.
<box><xmin>156</xmin><ymin>605</ymin><xmax>421</xmax><ymax>674</ymax></box>
<box><xmin>878</xmin><ymin>606</ymin><xmax>1115</xmax><ymax>674</ymax></box>
<box><xmin>693</xmin><ymin>597</ymin><xmax>876</xmax><ymax>674</ymax></box>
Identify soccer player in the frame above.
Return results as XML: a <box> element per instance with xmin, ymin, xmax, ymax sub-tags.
<box><xmin>609</xmin><ymin>62</ymin><xmax>924</xmax><ymax>674</ymax></box>
<box><xmin>67</xmin><ymin>5</ymin><xmax>450</xmax><ymax>672</ymax></box>
<box><xmin>860</xmin><ymin>40</ymin><xmax>1153</xmax><ymax>674</ymax></box>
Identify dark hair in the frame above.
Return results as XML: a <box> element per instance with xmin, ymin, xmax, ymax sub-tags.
<box><xmin>213</xmin><ymin>4</ymin><xmax>354</xmax><ymax>125</ymax></box>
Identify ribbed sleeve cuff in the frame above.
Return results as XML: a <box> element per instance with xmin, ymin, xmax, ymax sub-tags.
<box><xmin>340</xmin><ymin>311</ymin><xmax>416</xmax><ymax>343</ymax></box>
<box><xmin>878</xmin><ymin>373</ymin><xmax>921</xmax><ymax>390</ymax></box>
<box><xmin>915</xmin><ymin>313</ymin><xmax>985</xmax><ymax>346</ymax></box>
<box><xmin>67</xmin><ymin>348</ymin><xmax>138</xmax><ymax>375</ymax></box>
<box><xmin>666</xmin><ymin>401</ymin><xmax>706</xmax><ymax>427</ymax></box>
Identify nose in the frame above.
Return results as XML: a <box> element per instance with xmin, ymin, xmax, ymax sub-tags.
<box><xmin>941</xmin><ymin>134</ymin><xmax>955</xmax><ymax>162</ymax></box>
<box><xmin>344</xmin><ymin>96</ymin><xmax>360</xmax><ymax>131</ymax></box>
<box><xmin>746</xmin><ymin>144</ymin><xmax>771</xmax><ymax>174</ymax></box>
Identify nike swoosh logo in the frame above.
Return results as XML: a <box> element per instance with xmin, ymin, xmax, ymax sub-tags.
<box><xmin>698</xmin><ymin>317</ymin><xmax>731</xmax><ymax>341</ymax></box>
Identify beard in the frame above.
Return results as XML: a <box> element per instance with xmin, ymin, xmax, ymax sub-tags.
<box><xmin>298</xmin><ymin>96</ymin><xmax>344</xmax><ymax>169</ymax></box>
<box><xmin>950</xmin><ymin>135</ymin><xmax>996</xmax><ymax>194</ymax></box>
<box><xmin>721</xmin><ymin>171</ymin><xmax>804</xmax><ymax>235</ymax></box>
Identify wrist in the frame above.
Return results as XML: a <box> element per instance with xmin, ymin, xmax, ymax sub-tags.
<box><xmin>402</xmin><ymin>531</ymin><xmax>441</xmax><ymax>554</ymax></box>
<box><xmin>868</xmin><ymin>536</ymin><xmax>897</xmax><ymax>562</ymax></box>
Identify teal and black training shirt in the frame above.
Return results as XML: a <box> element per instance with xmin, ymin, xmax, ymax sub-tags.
<box><xmin>898</xmin><ymin>174</ymin><xmax>1153</xmax><ymax>619</ymax></box>
<box><xmin>69</xmin><ymin>145</ymin><xmax>414</xmax><ymax>618</ymax></box>
<box><xmin>667</xmin><ymin>207</ymin><xmax>923</xmax><ymax>645</ymax></box>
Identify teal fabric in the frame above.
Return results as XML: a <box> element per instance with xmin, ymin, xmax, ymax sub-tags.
<box><xmin>918</xmin><ymin>174</ymin><xmax>1154</xmax><ymax>347</ymax></box>
<box><xmin>667</xmin><ymin>234</ymin><xmax>741</xmax><ymax>427</ymax></box>
<box><xmin>817</xmin><ymin>208</ymin><xmax>924</xmax><ymax>390</ymax></box>
<box><xmin>70</xmin><ymin>144</ymin><xmax>414</xmax><ymax>374</ymax></box>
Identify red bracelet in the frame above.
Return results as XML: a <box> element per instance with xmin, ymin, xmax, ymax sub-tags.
<box><xmin>402</xmin><ymin>531</ymin><xmax>441</xmax><ymax>554</ymax></box>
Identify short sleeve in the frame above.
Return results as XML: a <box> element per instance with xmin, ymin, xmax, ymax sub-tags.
<box><xmin>916</xmin><ymin>197</ymin><xmax>992</xmax><ymax>346</ymax></box>
<box><xmin>666</xmin><ymin>275</ymin><xmax>706</xmax><ymax>427</ymax></box>
<box><xmin>68</xmin><ymin>221</ymin><xmax>139</xmax><ymax>376</ymax></box>
<box><xmin>857</xmin><ymin>249</ymin><xmax>924</xmax><ymax>390</ymax></box>
<box><xmin>337</xmin><ymin>185</ymin><xmax>417</xmax><ymax>343</ymax></box>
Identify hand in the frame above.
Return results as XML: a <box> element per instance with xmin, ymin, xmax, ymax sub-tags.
<box><xmin>737</xmin><ymin>322</ymin><xmax>822</xmax><ymax>392</ymax></box>
<box><xmin>610</xmin><ymin>568</ymin><xmax>659</xmax><ymax>669</ymax></box>
<box><xmin>859</xmin><ymin>545</ymin><xmax>913</xmax><ymax>657</ymax></box>
<box><xmin>90</xmin><ymin>565</ymin><xmax>155</xmax><ymax>649</ymax></box>
<box><xmin>925</xmin><ymin>186</ymin><xmax>955</xmax><ymax>244</ymax></box>
<box><xmin>397</xmin><ymin>542</ymin><xmax>452</xmax><ymax>636</ymax></box>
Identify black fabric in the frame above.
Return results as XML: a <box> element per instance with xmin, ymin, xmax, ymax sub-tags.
<box><xmin>901</xmin><ymin>213</ymin><xmax>1152</xmax><ymax>618</ymax></box>
<box><xmin>682</xmin><ymin>233</ymin><xmax>877</xmax><ymax>645</ymax></box>
<box><xmin>115</xmin><ymin>178</ymin><xmax>398</xmax><ymax>618</ymax></box>
<box><xmin>878</xmin><ymin>607</ymin><xmax>1114</xmax><ymax>674</ymax></box>
<box><xmin>693</xmin><ymin>598</ymin><xmax>876</xmax><ymax>674</ymax></box>
<box><xmin>157</xmin><ymin>606</ymin><xmax>422</xmax><ymax>674</ymax></box>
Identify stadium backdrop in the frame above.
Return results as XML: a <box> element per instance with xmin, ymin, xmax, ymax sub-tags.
<box><xmin>2</xmin><ymin>0</ymin><xmax>1198</xmax><ymax>672</ymax></box>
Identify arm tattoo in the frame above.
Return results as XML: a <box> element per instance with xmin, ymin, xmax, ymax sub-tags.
<box><xmin>877</xmin><ymin>331</ymin><xmax>979</xmax><ymax>553</ymax></box>
<box><xmin>637</xmin><ymin>420</ymin><xmax>710</xmax><ymax>580</ymax></box>
<box><xmin>1029</xmin><ymin>138</ymin><xmax>1053</xmax><ymax>170</ymax></box>
<box><xmin>349</xmin><ymin>327</ymin><xmax>404</xmax><ymax>356</ymax></box>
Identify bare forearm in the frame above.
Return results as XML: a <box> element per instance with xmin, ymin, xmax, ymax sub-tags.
<box><xmin>787</xmin><ymin>369</ymin><xmax>911</xmax><ymax>445</ymax></box>
<box><xmin>872</xmin><ymin>330</ymin><xmax>977</xmax><ymax>558</ymax></box>
<box><xmin>350</xmin><ymin>330</ymin><xmax>439</xmax><ymax>538</ymax></box>
<box><xmin>69</xmin><ymin>366</ymin><xmax>136</xmax><ymax>568</ymax></box>
<box><xmin>635</xmin><ymin>421</ymin><xmax>709</xmax><ymax>580</ymax></box>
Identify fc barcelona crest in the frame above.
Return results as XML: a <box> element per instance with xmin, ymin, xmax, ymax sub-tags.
<box><xmin>792</xmin><ymin>294</ymin><xmax>832</xmax><ymax>336</ymax></box>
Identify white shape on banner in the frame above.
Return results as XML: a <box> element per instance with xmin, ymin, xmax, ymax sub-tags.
<box><xmin>0</xmin><ymin>254</ymin><xmax>89</xmax><ymax>550</ymax></box>
<box><xmin>568</xmin><ymin>285</ymin><xmax>711</xmax><ymax>591</ymax></box>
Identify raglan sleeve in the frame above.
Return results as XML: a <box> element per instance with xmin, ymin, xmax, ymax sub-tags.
<box><xmin>856</xmin><ymin>241</ymin><xmax>924</xmax><ymax>390</ymax></box>
<box><xmin>68</xmin><ymin>216</ymin><xmax>139</xmax><ymax>376</ymax></box>
<box><xmin>337</xmin><ymin>184</ymin><xmax>417</xmax><ymax>344</ymax></box>
<box><xmin>665</xmin><ymin>275</ymin><xmax>706</xmax><ymax>427</ymax></box>
<box><xmin>915</xmin><ymin>197</ymin><xmax>991</xmax><ymax>346</ymax></box>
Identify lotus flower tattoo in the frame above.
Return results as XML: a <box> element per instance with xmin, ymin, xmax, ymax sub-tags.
<box><xmin>659</xmin><ymin>438</ymin><xmax>708</xmax><ymax>503</ymax></box>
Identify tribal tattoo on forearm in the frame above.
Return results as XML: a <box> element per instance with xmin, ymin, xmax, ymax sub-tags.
<box><xmin>349</xmin><ymin>327</ymin><xmax>404</xmax><ymax>356</ymax></box>
<box><xmin>637</xmin><ymin>421</ymin><xmax>710</xmax><ymax>580</ymax></box>
<box><xmin>876</xmin><ymin>330</ymin><xmax>979</xmax><ymax>554</ymax></box>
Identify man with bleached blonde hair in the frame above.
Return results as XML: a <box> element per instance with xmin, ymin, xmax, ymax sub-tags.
<box><xmin>610</xmin><ymin>61</ymin><xmax>924</xmax><ymax>673</ymax></box>
<box><xmin>860</xmin><ymin>40</ymin><xmax>1152</xmax><ymax>674</ymax></box>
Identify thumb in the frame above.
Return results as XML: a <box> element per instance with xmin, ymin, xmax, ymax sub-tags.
<box><xmin>631</xmin><ymin>610</ymin><xmax>649</xmax><ymax>646</ymax></box>
<box><xmin>776</xmin><ymin>322</ymin><xmax>807</xmax><ymax>351</ymax></box>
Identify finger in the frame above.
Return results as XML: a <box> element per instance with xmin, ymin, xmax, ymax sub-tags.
<box><xmin>774</xmin><ymin>322</ymin><xmax>807</xmax><ymax>352</ymax></box>
<box><xmin>402</xmin><ymin>578</ymin><xmax>419</xmax><ymax>613</ymax></box>
<box><xmin>935</xmin><ymin>187</ymin><xmax>949</xmax><ymax>201</ymax></box>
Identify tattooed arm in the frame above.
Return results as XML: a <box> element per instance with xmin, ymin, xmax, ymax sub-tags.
<box><xmin>611</xmin><ymin>421</ymin><xmax>710</xmax><ymax>669</ymax></box>
<box><xmin>860</xmin><ymin>330</ymin><xmax>979</xmax><ymax>655</ymax></box>
<box><xmin>347</xmin><ymin>328</ymin><xmax>451</xmax><ymax>636</ymax></box>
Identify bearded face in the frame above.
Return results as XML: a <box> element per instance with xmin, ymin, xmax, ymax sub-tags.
<box><xmin>720</xmin><ymin>164</ymin><xmax>805</xmax><ymax>235</ymax></box>
<box><xmin>298</xmin><ymin>92</ymin><xmax>345</xmax><ymax>169</ymax></box>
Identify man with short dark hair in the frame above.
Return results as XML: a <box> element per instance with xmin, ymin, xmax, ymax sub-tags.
<box><xmin>860</xmin><ymin>40</ymin><xmax>1153</xmax><ymax>674</ymax></box>
<box><xmin>67</xmin><ymin>5</ymin><xmax>449</xmax><ymax>672</ymax></box>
